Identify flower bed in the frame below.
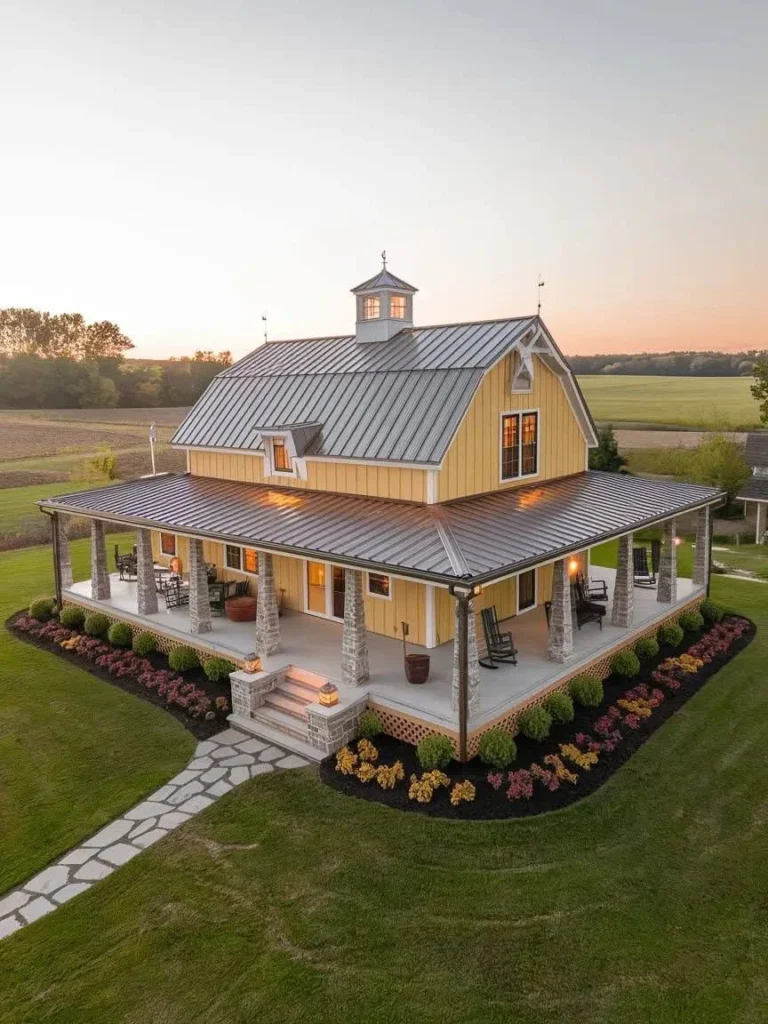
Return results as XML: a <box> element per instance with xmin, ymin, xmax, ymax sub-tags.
<box><xmin>9</xmin><ymin>612</ymin><xmax>231</xmax><ymax>739</ymax></box>
<box><xmin>319</xmin><ymin>613</ymin><xmax>754</xmax><ymax>819</ymax></box>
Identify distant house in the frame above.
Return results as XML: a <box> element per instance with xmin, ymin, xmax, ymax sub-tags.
<box><xmin>40</xmin><ymin>263</ymin><xmax>723</xmax><ymax>760</ymax></box>
<box><xmin>737</xmin><ymin>433</ymin><xmax>768</xmax><ymax>543</ymax></box>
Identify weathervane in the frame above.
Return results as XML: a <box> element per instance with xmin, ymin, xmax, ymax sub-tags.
<box><xmin>381</xmin><ymin>249</ymin><xmax>387</xmax><ymax>270</ymax></box>
<box><xmin>537</xmin><ymin>274</ymin><xmax>545</xmax><ymax>316</ymax></box>
<box><xmin>262</xmin><ymin>312</ymin><xmax>268</xmax><ymax>344</ymax></box>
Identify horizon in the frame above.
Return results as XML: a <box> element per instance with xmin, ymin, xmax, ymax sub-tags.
<box><xmin>1</xmin><ymin>1</ymin><xmax>766</xmax><ymax>361</ymax></box>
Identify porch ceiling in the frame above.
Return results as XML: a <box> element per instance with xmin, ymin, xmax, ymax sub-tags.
<box><xmin>39</xmin><ymin>470</ymin><xmax>723</xmax><ymax>587</ymax></box>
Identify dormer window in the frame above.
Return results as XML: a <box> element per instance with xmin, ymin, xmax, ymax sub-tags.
<box><xmin>362</xmin><ymin>295</ymin><xmax>380</xmax><ymax>320</ymax></box>
<box><xmin>271</xmin><ymin>437</ymin><xmax>292</xmax><ymax>473</ymax></box>
<box><xmin>390</xmin><ymin>295</ymin><xmax>407</xmax><ymax>319</ymax></box>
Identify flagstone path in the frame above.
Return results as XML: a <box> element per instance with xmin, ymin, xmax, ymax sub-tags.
<box><xmin>0</xmin><ymin>727</ymin><xmax>307</xmax><ymax>941</ymax></box>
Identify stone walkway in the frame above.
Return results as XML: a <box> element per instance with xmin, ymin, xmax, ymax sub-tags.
<box><xmin>0</xmin><ymin>727</ymin><xmax>307</xmax><ymax>940</ymax></box>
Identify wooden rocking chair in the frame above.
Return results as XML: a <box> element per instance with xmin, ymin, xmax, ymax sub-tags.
<box><xmin>479</xmin><ymin>605</ymin><xmax>519</xmax><ymax>669</ymax></box>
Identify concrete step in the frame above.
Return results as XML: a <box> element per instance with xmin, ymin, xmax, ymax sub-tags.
<box><xmin>279</xmin><ymin>678</ymin><xmax>318</xmax><ymax>704</ymax></box>
<box><xmin>284</xmin><ymin>665</ymin><xmax>327</xmax><ymax>691</ymax></box>
<box><xmin>263</xmin><ymin>690</ymin><xmax>309</xmax><ymax>720</ymax></box>
<box><xmin>228</xmin><ymin>712</ymin><xmax>322</xmax><ymax>763</ymax></box>
<box><xmin>252</xmin><ymin>705</ymin><xmax>308</xmax><ymax>741</ymax></box>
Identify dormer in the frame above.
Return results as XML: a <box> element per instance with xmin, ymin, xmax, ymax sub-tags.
<box><xmin>351</xmin><ymin>257</ymin><xmax>417</xmax><ymax>343</ymax></box>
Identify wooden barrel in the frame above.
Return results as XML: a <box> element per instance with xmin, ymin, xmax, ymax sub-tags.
<box><xmin>405</xmin><ymin>653</ymin><xmax>430</xmax><ymax>684</ymax></box>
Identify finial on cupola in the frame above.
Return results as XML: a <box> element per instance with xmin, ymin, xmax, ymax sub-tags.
<box><xmin>350</xmin><ymin>257</ymin><xmax>418</xmax><ymax>343</ymax></box>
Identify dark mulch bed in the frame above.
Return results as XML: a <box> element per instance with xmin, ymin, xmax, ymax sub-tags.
<box><xmin>320</xmin><ymin>616</ymin><xmax>756</xmax><ymax>819</ymax></box>
<box><xmin>7</xmin><ymin>610</ymin><xmax>231</xmax><ymax>740</ymax></box>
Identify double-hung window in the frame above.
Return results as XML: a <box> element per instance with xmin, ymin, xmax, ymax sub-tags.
<box><xmin>225</xmin><ymin>545</ymin><xmax>242</xmax><ymax>571</ymax></box>
<box><xmin>272</xmin><ymin>438</ymin><xmax>291</xmax><ymax>473</ymax></box>
<box><xmin>501</xmin><ymin>411</ymin><xmax>539</xmax><ymax>480</ymax></box>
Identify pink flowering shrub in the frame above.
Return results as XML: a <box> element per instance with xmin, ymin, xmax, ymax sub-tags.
<box><xmin>506</xmin><ymin>769</ymin><xmax>534</xmax><ymax>801</ymax></box>
<box><xmin>599</xmin><ymin>730</ymin><xmax>622</xmax><ymax>753</ymax></box>
<box><xmin>623</xmin><ymin>713</ymin><xmax>641</xmax><ymax>730</ymax></box>
<box><xmin>487</xmin><ymin>772</ymin><xmax>504</xmax><ymax>790</ymax></box>
<box><xmin>529</xmin><ymin>763</ymin><xmax>560</xmax><ymax>792</ymax></box>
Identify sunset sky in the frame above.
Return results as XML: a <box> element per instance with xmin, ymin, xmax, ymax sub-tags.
<box><xmin>1</xmin><ymin>0</ymin><xmax>765</xmax><ymax>359</ymax></box>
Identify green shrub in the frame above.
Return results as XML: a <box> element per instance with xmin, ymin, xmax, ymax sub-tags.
<box><xmin>59</xmin><ymin>605</ymin><xmax>85</xmax><ymax>630</ymax></box>
<box><xmin>29</xmin><ymin>596</ymin><xmax>56</xmax><ymax>622</ymax></box>
<box><xmin>357</xmin><ymin>709</ymin><xmax>384</xmax><ymax>740</ymax></box>
<box><xmin>678</xmin><ymin>610</ymin><xmax>705</xmax><ymax>632</ymax></box>
<box><xmin>568</xmin><ymin>674</ymin><xmax>604</xmax><ymax>708</ymax></box>
<box><xmin>478</xmin><ymin>729</ymin><xmax>517</xmax><ymax>770</ymax></box>
<box><xmin>132</xmin><ymin>631</ymin><xmax>157</xmax><ymax>656</ymax></box>
<box><xmin>168</xmin><ymin>645</ymin><xmax>200</xmax><ymax>673</ymax></box>
<box><xmin>611</xmin><ymin>648</ymin><xmax>641</xmax><ymax>679</ymax></box>
<box><xmin>108</xmin><ymin>621</ymin><xmax>133</xmax><ymax>648</ymax></box>
<box><xmin>700</xmin><ymin>598</ymin><xmax>723</xmax><ymax>623</ymax></box>
<box><xmin>517</xmin><ymin>705</ymin><xmax>552</xmax><ymax>742</ymax></box>
<box><xmin>634</xmin><ymin>635</ymin><xmax>659</xmax><ymax>661</ymax></box>
<box><xmin>416</xmin><ymin>733</ymin><xmax>455</xmax><ymax>770</ymax></box>
<box><xmin>658</xmin><ymin>622</ymin><xmax>685</xmax><ymax>648</ymax></box>
<box><xmin>544</xmin><ymin>690</ymin><xmax>575</xmax><ymax>724</ymax></box>
<box><xmin>84</xmin><ymin>612</ymin><xmax>110</xmax><ymax>639</ymax></box>
<box><xmin>203</xmin><ymin>657</ymin><xmax>236</xmax><ymax>682</ymax></box>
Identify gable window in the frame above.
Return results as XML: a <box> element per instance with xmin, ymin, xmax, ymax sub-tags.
<box><xmin>225</xmin><ymin>545</ymin><xmax>242</xmax><ymax>571</ymax></box>
<box><xmin>367</xmin><ymin>572</ymin><xmax>391</xmax><ymax>599</ymax></box>
<box><xmin>271</xmin><ymin>438</ymin><xmax>292</xmax><ymax>473</ymax></box>
<box><xmin>160</xmin><ymin>532</ymin><xmax>176</xmax><ymax>556</ymax></box>
<box><xmin>501</xmin><ymin>411</ymin><xmax>539</xmax><ymax>480</ymax></box>
<box><xmin>517</xmin><ymin>568</ymin><xmax>536</xmax><ymax>613</ymax></box>
<box><xmin>389</xmin><ymin>295</ymin><xmax>407</xmax><ymax>319</ymax></box>
<box><xmin>362</xmin><ymin>295</ymin><xmax>380</xmax><ymax>320</ymax></box>
<box><xmin>243</xmin><ymin>548</ymin><xmax>259</xmax><ymax>574</ymax></box>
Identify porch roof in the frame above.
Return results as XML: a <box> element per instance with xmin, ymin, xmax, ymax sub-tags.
<box><xmin>39</xmin><ymin>471</ymin><xmax>724</xmax><ymax>587</ymax></box>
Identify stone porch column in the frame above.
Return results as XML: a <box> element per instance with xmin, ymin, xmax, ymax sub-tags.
<box><xmin>451</xmin><ymin>598</ymin><xmax>480</xmax><ymax>716</ymax></box>
<box><xmin>341</xmin><ymin>568</ymin><xmax>369</xmax><ymax>686</ymax></box>
<box><xmin>90</xmin><ymin>519</ymin><xmax>110</xmax><ymax>600</ymax></box>
<box><xmin>756</xmin><ymin>502</ymin><xmax>766</xmax><ymax>545</ymax></box>
<box><xmin>136</xmin><ymin>528</ymin><xmax>158</xmax><ymax>615</ymax></box>
<box><xmin>255</xmin><ymin>552</ymin><xmax>280</xmax><ymax>656</ymax></box>
<box><xmin>657</xmin><ymin>518</ymin><xmax>678</xmax><ymax>603</ymax></box>
<box><xmin>611</xmin><ymin>533</ymin><xmax>634</xmax><ymax>627</ymax></box>
<box><xmin>547</xmin><ymin>558</ymin><xmax>573</xmax><ymax>663</ymax></box>
<box><xmin>188</xmin><ymin>537</ymin><xmax>212</xmax><ymax>634</ymax></box>
<box><xmin>56</xmin><ymin>514</ymin><xmax>73</xmax><ymax>591</ymax></box>
<box><xmin>693</xmin><ymin>508</ymin><xmax>711</xmax><ymax>588</ymax></box>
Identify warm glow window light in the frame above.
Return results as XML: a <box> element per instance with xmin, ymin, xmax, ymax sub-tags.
<box><xmin>390</xmin><ymin>295</ymin><xmax>407</xmax><ymax>318</ymax></box>
<box><xmin>362</xmin><ymin>295</ymin><xmax>380</xmax><ymax>320</ymax></box>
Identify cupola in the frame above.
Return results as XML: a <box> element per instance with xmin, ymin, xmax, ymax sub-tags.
<box><xmin>351</xmin><ymin>253</ymin><xmax>417</xmax><ymax>342</ymax></box>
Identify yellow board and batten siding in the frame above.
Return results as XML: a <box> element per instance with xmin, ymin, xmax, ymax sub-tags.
<box><xmin>437</xmin><ymin>354</ymin><xmax>587</xmax><ymax>501</ymax></box>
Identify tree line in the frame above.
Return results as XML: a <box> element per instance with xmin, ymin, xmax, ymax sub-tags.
<box><xmin>570</xmin><ymin>350</ymin><xmax>766</xmax><ymax>377</ymax></box>
<box><xmin>0</xmin><ymin>308</ymin><xmax>232</xmax><ymax>408</ymax></box>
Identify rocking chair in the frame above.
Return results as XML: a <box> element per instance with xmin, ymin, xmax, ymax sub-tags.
<box><xmin>577</xmin><ymin>572</ymin><xmax>608</xmax><ymax>602</ymax></box>
<box><xmin>571</xmin><ymin>578</ymin><xmax>606</xmax><ymax>630</ymax></box>
<box><xmin>633</xmin><ymin>546</ymin><xmax>656</xmax><ymax>587</ymax></box>
<box><xmin>479</xmin><ymin>605</ymin><xmax>519</xmax><ymax>669</ymax></box>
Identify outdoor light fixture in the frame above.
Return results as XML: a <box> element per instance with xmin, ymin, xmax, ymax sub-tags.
<box><xmin>318</xmin><ymin>682</ymin><xmax>339</xmax><ymax>706</ymax></box>
<box><xmin>675</xmin><ymin>537</ymin><xmax>683</xmax><ymax>547</ymax></box>
<box><xmin>568</xmin><ymin>557</ymin><xmax>579</xmax><ymax>574</ymax></box>
<box><xmin>243</xmin><ymin>652</ymin><xmax>260</xmax><ymax>674</ymax></box>
<box><xmin>472</xmin><ymin>584</ymin><xmax>483</xmax><ymax>597</ymax></box>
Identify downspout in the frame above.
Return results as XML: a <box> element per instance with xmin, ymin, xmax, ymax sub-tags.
<box><xmin>41</xmin><ymin>508</ymin><xmax>62</xmax><ymax>610</ymax></box>
<box><xmin>451</xmin><ymin>586</ymin><xmax>471</xmax><ymax>763</ymax></box>
<box><xmin>706</xmin><ymin>505</ymin><xmax>714</xmax><ymax>598</ymax></box>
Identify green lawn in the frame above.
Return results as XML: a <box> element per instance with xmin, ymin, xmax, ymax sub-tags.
<box><xmin>0</xmin><ymin>536</ymin><xmax>193</xmax><ymax>893</ymax></box>
<box><xmin>0</xmin><ymin>573</ymin><xmax>764</xmax><ymax>1022</ymax></box>
<box><xmin>712</xmin><ymin>543</ymin><xmax>768</xmax><ymax>579</ymax></box>
<box><xmin>578</xmin><ymin>374</ymin><xmax>759</xmax><ymax>429</ymax></box>
<box><xmin>0</xmin><ymin>481</ymin><xmax>96</xmax><ymax>534</ymax></box>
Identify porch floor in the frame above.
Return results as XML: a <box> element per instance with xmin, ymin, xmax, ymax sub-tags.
<box><xmin>66</xmin><ymin>568</ymin><xmax>702</xmax><ymax>731</ymax></box>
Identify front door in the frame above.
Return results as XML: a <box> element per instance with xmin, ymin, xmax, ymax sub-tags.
<box><xmin>332</xmin><ymin>567</ymin><xmax>345</xmax><ymax>619</ymax></box>
<box><xmin>305</xmin><ymin>560</ymin><xmax>346</xmax><ymax>619</ymax></box>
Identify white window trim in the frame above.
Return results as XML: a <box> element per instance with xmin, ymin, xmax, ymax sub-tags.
<box><xmin>516</xmin><ymin>567</ymin><xmax>538</xmax><ymax>616</ymax></box>
<box><xmin>367</xmin><ymin>572</ymin><xmax>392</xmax><ymax>600</ymax></box>
<box><xmin>159</xmin><ymin>531</ymin><xmax>176</xmax><ymax>557</ymax></box>
<box><xmin>225</xmin><ymin>543</ymin><xmax>260</xmax><ymax>577</ymax></box>
<box><xmin>499</xmin><ymin>408</ymin><xmax>540</xmax><ymax>484</ymax></box>
<box><xmin>267</xmin><ymin>437</ymin><xmax>296</xmax><ymax>478</ymax></box>
<box><xmin>303</xmin><ymin>559</ymin><xmax>346</xmax><ymax>621</ymax></box>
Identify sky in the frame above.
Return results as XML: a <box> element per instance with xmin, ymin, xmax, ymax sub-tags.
<box><xmin>0</xmin><ymin>0</ymin><xmax>766</xmax><ymax>359</ymax></box>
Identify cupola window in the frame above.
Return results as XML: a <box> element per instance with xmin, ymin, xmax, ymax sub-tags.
<box><xmin>362</xmin><ymin>295</ymin><xmax>381</xmax><ymax>320</ymax></box>
<box><xmin>389</xmin><ymin>295</ymin><xmax>407</xmax><ymax>319</ymax></box>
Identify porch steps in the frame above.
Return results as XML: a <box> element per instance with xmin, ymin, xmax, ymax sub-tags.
<box><xmin>262</xmin><ymin>690</ymin><xmax>309</xmax><ymax>720</ymax></box>
<box><xmin>228</xmin><ymin>712</ymin><xmax>323</xmax><ymax>763</ymax></box>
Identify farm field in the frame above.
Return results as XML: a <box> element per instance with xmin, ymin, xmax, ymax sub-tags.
<box><xmin>577</xmin><ymin>375</ymin><xmax>759</xmax><ymax>429</ymax></box>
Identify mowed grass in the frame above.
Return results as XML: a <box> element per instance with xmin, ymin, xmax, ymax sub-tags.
<box><xmin>712</xmin><ymin>543</ymin><xmax>768</xmax><ymax>579</ymax></box>
<box><xmin>578</xmin><ymin>375</ymin><xmax>759</xmax><ymax>429</ymax></box>
<box><xmin>0</xmin><ymin>574</ymin><xmax>766</xmax><ymax>1023</ymax></box>
<box><xmin>0</xmin><ymin>535</ymin><xmax>193</xmax><ymax>892</ymax></box>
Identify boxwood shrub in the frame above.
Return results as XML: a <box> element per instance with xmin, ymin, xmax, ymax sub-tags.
<box><xmin>108</xmin><ymin>621</ymin><xmax>133</xmax><ymax>648</ymax></box>
<box><xmin>517</xmin><ymin>705</ymin><xmax>552</xmax><ymax>742</ymax></box>
<box><xmin>544</xmin><ymin>690</ymin><xmax>575</xmax><ymax>724</ymax></box>
<box><xmin>568</xmin><ymin>674</ymin><xmax>604</xmax><ymax>708</ymax></box>
<box><xmin>658</xmin><ymin>622</ymin><xmax>685</xmax><ymax>648</ymax></box>
<box><xmin>416</xmin><ymin>733</ymin><xmax>455</xmax><ymax>770</ymax></box>
<box><xmin>203</xmin><ymin>657</ymin><xmax>236</xmax><ymax>682</ymax></box>
<box><xmin>700</xmin><ymin>598</ymin><xmax>723</xmax><ymax>623</ymax></box>
<box><xmin>84</xmin><ymin>612</ymin><xmax>110</xmax><ymax>639</ymax></box>
<box><xmin>634</xmin><ymin>635</ymin><xmax>659</xmax><ymax>661</ymax></box>
<box><xmin>29</xmin><ymin>597</ymin><xmax>56</xmax><ymax>622</ymax></box>
<box><xmin>168</xmin><ymin>645</ymin><xmax>200</xmax><ymax>673</ymax></box>
<box><xmin>478</xmin><ymin>728</ymin><xmax>517</xmax><ymax>770</ymax></box>
<box><xmin>357</xmin><ymin>709</ymin><xmax>383</xmax><ymax>739</ymax></box>
<box><xmin>59</xmin><ymin>605</ymin><xmax>86</xmax><ymax>630</ymax></box>
<box><xmin>678</xmin><ymin>610</ymin><xmax>705</xmax><ymax>632</ymax></box>
<box><xmin>611</xmin><ymin>648</ymin><xmax>641</xmax><ymax>678</ymax></box>
<box><xmin>132</xmin><ymin>631</ymin><xmax>157</xmax><ymax>656</ymax></box>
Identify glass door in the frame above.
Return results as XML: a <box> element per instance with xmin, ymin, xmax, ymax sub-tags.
<box><xmin>306</xmin><ymin>561</ymin><xmax>326</xmax><ymax>614</ymax></box>
<box><xmin>332</xmin><ymin>567</ymin><xmax>345</xmax><ymax>619</ymax></box>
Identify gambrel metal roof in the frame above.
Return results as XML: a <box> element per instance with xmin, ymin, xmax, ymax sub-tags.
<box><xmin>172</xmin><ymin>316</ymin><xmax>598</xmax><ymax>464</ymax></box>
<box><xmin>40</xmin><ymin>471</ymin><xmax>724</xmax><ymax>586</ymax></box>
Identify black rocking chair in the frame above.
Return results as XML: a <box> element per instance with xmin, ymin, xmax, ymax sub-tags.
<box><xmin>163</xmin><ymin>578</ymin><xmax>190</xmax><ymax>610</ymax></box>
<box><xmin>633</xmin><ymin>546</ymin><xmax>656</xmax><ymax>587</ymax></box>
<box><xmin>479</xmin><ymin>605</ymin><xmax>519</xmax><ymax>669</ymax></box>
<box><xmin>578</xmin><ymin>572</ymin><xmax>608</xmax><ymax>602</ymax></box>
<box><xmin>571</xmin><ymin>579</ymin><xmax>606</xmax><ymax>631</ymax></box>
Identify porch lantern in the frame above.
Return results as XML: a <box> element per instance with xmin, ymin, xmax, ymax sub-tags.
<box><xmin>318</xmin><ymin>682</ymin><xmax>339</xmax><ymax>707</ymax></box>
<box><xmin>568</xmin><ymin>557</ymin><xmax>579</xmax><ymax>575</ymax></box>
<box><xmin>243</xmin><ymin>652</ymin><xmax>260</xmax><ymax>674</ymax></box>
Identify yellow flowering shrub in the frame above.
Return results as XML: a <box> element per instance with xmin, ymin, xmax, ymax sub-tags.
<box><xmin>355</xmin><ymin>762</ymin><xmax>377</xmax><ymax>783</ymax></box>
<box><xmin>408</xmin><ymin>774</ymin><xmax>435</xmax><ymax>803</ymax></box>
<box><xmin>357</xmin><ymin>739</ymin><xmax>379</xmax><ymax>763</ymax></box>
<box><xmin>423</xmin><ymin>770</ymin><xmax>451</xmax><ymax>790</ymax></box>
<box><xmin>668</xmin><ymin>653</ymin><xmax>704</xmax><ymax>674</ymax></box>
<box><xmin>335</xmin><ymin>746</ymin><xmax>358</xmax><ymax>775</ymax></box>
<box><xmin>59</xmin><ymin>636</ymin><xmax>81</xmax><ymax>651</ymax></box>
<box><xmin>375</xmin><ymin>761</ymin><xmax>404</xmax><ymax>790</ymax></box>
<box><xmin>543</xmin><ymin>753</ymin><xmax>578</xmax><ymax>784</ymax></box>
<box><xmin>559</xmin><ymin>743</ymin><xmax>598</xmax><ymax>771</ymax></box>
<box><xmin>450</xmin><ymin>780</ymin><xmax>476</xmax><ymax>806</ymax></box>
<box><xmin>617</xmin><ymin>698</ymin><xmax>652</xmax><ymax>719</ymax></box>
